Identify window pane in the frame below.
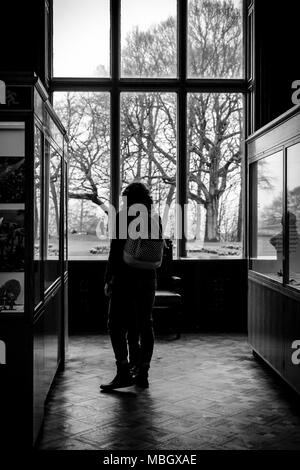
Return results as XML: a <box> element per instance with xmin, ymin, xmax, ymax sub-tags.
<box><xmin>64</xmin><ymin>159</ymin><xmax>68</xmax><ymax>272</ymax></box>
<box><xmin>287</xmin><ymin>143</ymin><xmax>300</xmax><ymax>289</ymax></box>
<box><xmin>187</xmin><ymin>93</ymin><xmax>243</xmax><ymax>258</ymax></box>
<box><xmin>45</xmin><ymin>143</ymin><xmax>61</xmax><ymax>291</ymax></box>
<box><xmin>34</xmin><ymin>126</ymin><xmax>42</xmax><ymax>306</ymax></box>
<box><xmin>120</xmin><ymin>93</ymin><xmax>177</xmax><ymax>252</ymax></box>
<box><xmin>53</xmin><ymin>0</ymin><xmax>110</xmax><ymax>77</ymax></box>
<box><xmin>54</xmin><ymin>92</ymin><xmax>110</xmax><ymax>259</ymax></box>
<box><xmin>188</xmin><ymin>0</ymin><xmax>244</xmax><ymax>79</ymax></box>
<box><xmin>121</xmin><ymin>0</ymin><xmax>177</xmax><ymax>78</ymax></box>
<box><xmin>250</xmin><ymin>152</ymin><xmax>283</xmax><ymax>280</ymax></box>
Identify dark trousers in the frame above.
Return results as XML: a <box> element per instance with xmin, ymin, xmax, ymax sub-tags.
<box><xmin>107</xmin><ymin>277</ymin><xmax>156</xmax><ymax>367</ymax></box>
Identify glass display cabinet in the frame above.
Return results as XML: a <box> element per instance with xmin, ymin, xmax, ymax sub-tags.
<box><xmin>249</xmin><ymin>117</ymin><xmax>300</xmax><ymax>289</ymax></box>
<box><xmin>0</xmin><ymin>73</ymin><xmax>68</xmax><ymax>446</ymax></box>
<box><xmin>247</xmin><ymin>104</ymin><xmax>300</xmax><ymax>395</ymax></box>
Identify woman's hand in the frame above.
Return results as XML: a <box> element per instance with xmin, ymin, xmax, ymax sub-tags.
<box><xmin>104</xmin><ymin>282</ymin><xmax>112</xmax><ymax>297</ymax></box>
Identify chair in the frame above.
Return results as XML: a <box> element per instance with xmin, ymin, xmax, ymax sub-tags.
<box><xmin>153</xmin><ymin>239</ymin><xmax>182</xmax><ymax>339</ymax></box>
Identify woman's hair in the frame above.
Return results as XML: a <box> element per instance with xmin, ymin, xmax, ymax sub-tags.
<box><xmin>281</xmin><ymin>212</ymin><xmax>297</xmax><ymax>226</ymax></box>
<box><xmin>122</xmin><ymin>182</ymin><xmax>153</xmax><ymax>208</ymax></box>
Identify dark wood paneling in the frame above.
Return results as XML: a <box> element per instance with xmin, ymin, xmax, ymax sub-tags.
<box><xmin>68</xmin><ymin>260</ymin><xmax>248</xmax><ymax>333</ymax></box>
<box><xmin>0</xmin><ymin>317</ymin><xmax>32</xmax><ymax>449</ymax></box>
<box><xmin>33</xmin><ymin>286</ymin><xmax>62</xmax><ymax>442</ymax></box>
<box><xmin>33</xmin><ymin>310</ymin><xmax>46</xmax><ymax>443</ymax></box>
<box><xmin>248</xmin><ymin>278</ymin><xmax>284</xmax><ymax>375</ymax></box>
<box><xmin>247</xmin><ymin>108</ymin><xmax>300</xmax><ymax>159</ymax></box>
<box><xmin>44</xmin><ymin>288</ymin><xmax>61</xmax><ymax>391</ymax></box>
<box><xmin>284</xmin><ymin>296</ymin><xmax>300</xmax><ymax>393</ymax></box>
<box><xmin>0</xmin><ymin>78</ymin><xmax>67</xmax><ymax>448</ymax></box>
<box><xmin>61</xmin><ymin>276</ymin><xmax>69</xmax><ymax>363</ymax></box>
<box><xmin>249</xmin><ymin>276</ymin><xmax>300</xmax><ymax>394</ymax></box>
<box><xmin>173</xmin><ymin>260</ymin><xmax>248</xmax><ymax>332</ymax></box>
<box><xmin>0</xmin><ymin>2</ymin><xmax>50</xmax><ymax>88</ymax></box>
<box><xmin>68</xmin><ymin>261</ymin><xmax>110</xmax><ymax>333</ymax></box>
<box><xmin>253</xmin><ymin>2</ymin><xmax>300</xmax><ymax>129</ymax></box>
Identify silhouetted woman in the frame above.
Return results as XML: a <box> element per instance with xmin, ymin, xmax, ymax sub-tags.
<box><xmin>100</xmin><ymin>182</ymin><xmax>161</xmax><ymax>390</ymax></box>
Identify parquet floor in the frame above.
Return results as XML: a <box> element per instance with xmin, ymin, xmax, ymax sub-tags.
<box><xmin>37</xmin><ymin>334</ymin><xmax>300</xmax><ymax>450</ymax></box>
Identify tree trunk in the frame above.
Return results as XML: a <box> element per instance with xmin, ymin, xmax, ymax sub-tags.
<box><xmin>80</xmin><ymin>199</ymin><xmax>84</xmax><ymax>233</ymax></box>
<box><xmin>50</xmin><ymin>182</ymin><xmax>60</xmax><ymax>237</ymax></box>
<box><xmin>205</xmin><ymin>198</ymin><xmax>219</xmax><ymax>242</ymax></box>
<box><xmin>196</xmin><ymin>202</ymin><xmax>202</xmax><ymax>240</ymax></box>
<box><xmin>162</xmin><ymin>184</ymin><xmax>175</xmax><ymax>227</ymax></box>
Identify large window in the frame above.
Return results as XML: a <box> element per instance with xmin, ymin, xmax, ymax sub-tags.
<box><xmin>52</xmin><ymin>0</ymin><xmax>246</xmax><ymax>259</ymax></box>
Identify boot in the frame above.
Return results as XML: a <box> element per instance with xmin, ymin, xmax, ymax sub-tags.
<box><xmin>129</xmin><ymin>362</ymin><xmax>139</xmax><ymax>379</ymax></box>
<box><xmin>100</xmin><ymin>363</ymin><xmax>134</xmax><ymax>391</ymax></box>
<box><xmin>135</xmin><ymin>364</ymin><xmax>150</xmax><ymax>388</ymax></box>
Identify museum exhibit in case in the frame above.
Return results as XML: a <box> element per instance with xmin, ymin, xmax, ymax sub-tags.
<box><xmin>0</xmin><ymin>74</ymin><xmax>68</xmax><ymax>446</ymax></box>
<box><xmin>247</xmin><ymin>104</ymin><xmax>300</xmax><ymax>395</ymax></box>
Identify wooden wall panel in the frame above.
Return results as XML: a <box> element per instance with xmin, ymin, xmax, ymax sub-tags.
<box><xmin>33</xmin><ymin>311</ymin><xmax>46</xmax><ymax>443</ymax></box>
<box><xmin>33</xmin><ymin>286</ymin><xmax>62</xmax><ymax>443</ymax></box>
<box><xmin>249</xmin><ymin>276</ymin><xmax>300</xmax><ymax>394</ymax></box>
<box><xmin>284</xmin><ymin>296</ymin><xmax>300</xmax><ymax>393</ymax></box>
<box><xmin>248</xmin><ymin>110</ymin><xmax>300</xmax><ymax>158</ymax></box>
<box><xmin>248</xmin><ymin>278</ymin><xmax>284</xmax><ymax>375</ymax></box>
<box><xmin>68</xmin><ymin>260</ymin><xmax>248</xmax><ymax>334</ymax></box>
<box><xmin>44</xmin><ymin>289</ymin><xmax>61</xmax><ymax>392</ymax></box>
<box><xmin>0</xmin><ymin>317</ymin><xmax>32</xmax><ymax>449</ymax></box>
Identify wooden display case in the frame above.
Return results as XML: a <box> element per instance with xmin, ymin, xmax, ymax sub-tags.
<box><xmin>0</xmin><ymin>73</ymin><xmax>68</xmax><ymax>447</ymax></box>
<box><xmin>247</xmin><ymin>104</ymin><xmax>300</xmax><ymax>395</ymax></box>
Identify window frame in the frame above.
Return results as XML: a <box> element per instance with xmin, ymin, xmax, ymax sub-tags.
<box><xmin>50</xmin><ymin>0</ymin><xmax>251</xmax><ymax>259</ymax></box>
<box><xmin>248</xmin><ymin>136</ymin><xmax>300</xmax><ymax>292</ymax></box>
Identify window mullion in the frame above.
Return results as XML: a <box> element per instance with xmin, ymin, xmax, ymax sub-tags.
<box><xmin>178</xmin><ymin>0</ymin><xmax>187</xmax><ymax>82</ymax></box>
<box><xmin>111</xmin><ymin>0</ymin><xmax>121</xmax><ymax>211</ymax></box>
<box><xmin>177</xmin><ymin>0</ymin><xmax>188</xmax><ymax>257</ymax></box>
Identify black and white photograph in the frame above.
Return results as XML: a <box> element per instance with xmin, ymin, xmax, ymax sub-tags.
<box><xmin>0</xmin><ymin>0</ymin><xmax>300</xmax><ymax>464</ymax></box>
<box><xmin>0</xmin><ymin>157</ymin><xmax>25</xmax><ymax>203</ymax></box>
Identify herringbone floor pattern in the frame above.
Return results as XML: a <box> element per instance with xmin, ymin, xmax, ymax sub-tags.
<box><xmin>37</xmin><ymin>334</ymin><xmax>300</xmax><ymax>450</ymax></box>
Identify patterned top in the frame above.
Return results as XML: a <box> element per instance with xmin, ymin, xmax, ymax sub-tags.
<box><xmin>104</xmin><ymin>210</ymin><xmax>162</xmax><ymax>284</ymax></box>
<box><xmin>270</xmin><ymin>226</ymin><xmax>300</xmax><ymax>254</ymax></box>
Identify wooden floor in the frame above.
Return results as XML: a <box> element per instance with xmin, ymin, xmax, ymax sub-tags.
<box><xmin>37</xmin><ymin>334</ymin><xmax>300</xmax><ymax>450</ymax></box>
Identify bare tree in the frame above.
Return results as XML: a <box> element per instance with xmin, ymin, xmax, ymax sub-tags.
<box><xmin>55</xmin><ymin>92</ymin><xmax>110</xmax><ymax>215</ymax></box>
<box><xmin>188</xmin><ymin>92</ymin><xmax>242</xmax><ymax>241</ymax></box>
<box><xmin>55</xmin><ymin>0</ymin><xmax>243</xmax><ymax>243</ymax></box>
<box><xmin>120</xmin><ymin>0</ymin><xmax>243</xmax><ymax>241</ymax></box>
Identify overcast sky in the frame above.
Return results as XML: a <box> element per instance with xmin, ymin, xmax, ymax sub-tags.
<box><xmin>53</xmin><ymin>0</ymin><xmax>242</xmax><ymax>77</ymax></box>
<box><xmin>53</xmin><ymin>0</ymin><xmax>176</xmax><ymax>76</ymax></box>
